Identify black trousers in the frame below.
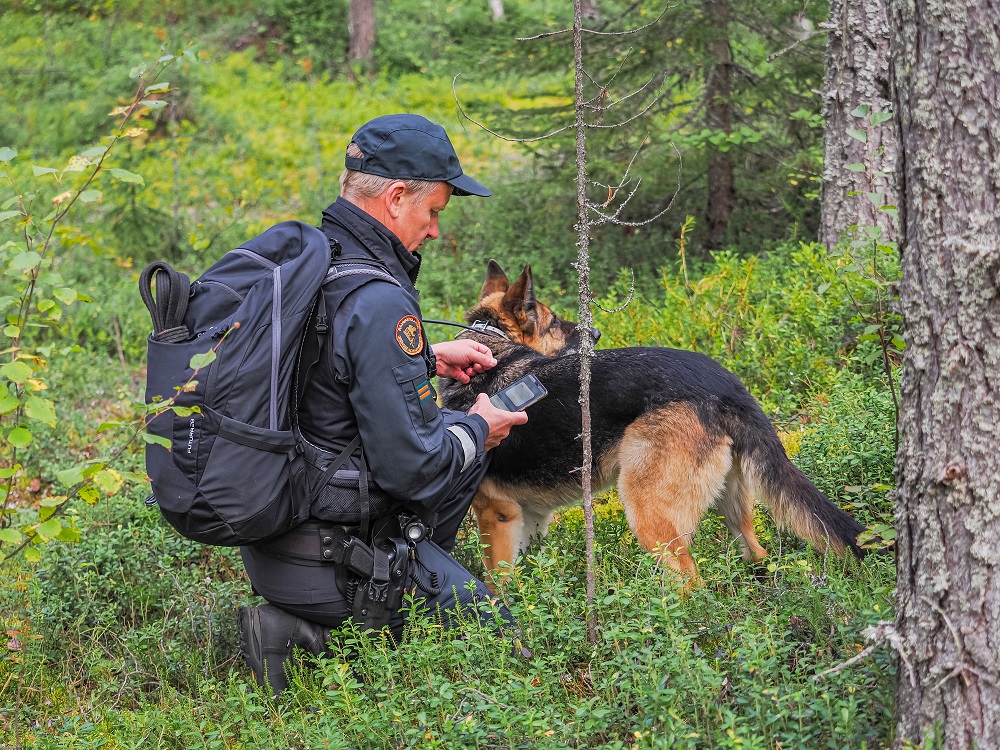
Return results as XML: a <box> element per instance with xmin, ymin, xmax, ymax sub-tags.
<box><xmin>240</xmin><ymin>453</ymin><xmax>514</xmax><ymax>639</ymax></box>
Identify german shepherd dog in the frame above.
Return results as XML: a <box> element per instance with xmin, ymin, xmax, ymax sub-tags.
<box><xmin>438</xmin><ymin>261</ymin><xmax>866</xmax><ymax>582</ymax></box>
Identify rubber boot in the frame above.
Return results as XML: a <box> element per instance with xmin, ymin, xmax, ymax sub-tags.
<box><xmin>237</xmin><ymin>604</ymin><xmax>331</xmax><ymax>697</ymax></box>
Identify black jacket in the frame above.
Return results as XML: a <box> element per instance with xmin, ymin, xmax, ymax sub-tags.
<box><xmin>294</xmin><ymin>197</ymin><xmax>488</xmax><ymax>512</ymax></box>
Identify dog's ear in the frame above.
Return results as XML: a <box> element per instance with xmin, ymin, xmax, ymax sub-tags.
<box><xmin>481</xmin><ymin>259</ymin><xmax>510</xmax><ymax>300</ymax></box>
<box><xmin>503</xmin><ymin>264</ymin><xmax>538</xmax><ymax>326</ymax></box>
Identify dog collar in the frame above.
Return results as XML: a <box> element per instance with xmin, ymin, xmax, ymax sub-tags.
<box><xmin>468</xmin><ymin>320</ymin><xmax>509</xmax><ymax>339</ymax></box>
<box><xmin>421</xmin><ymin>318</ymin><xmax>510</xmax><ymax>340</ymax></box>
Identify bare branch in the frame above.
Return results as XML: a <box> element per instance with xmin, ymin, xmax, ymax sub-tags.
<box><xmin>516</xmin><ymin>3</ymin><xmax>672</xmax><ymax>41</ymax></box>
<box><xmin>452</xmin><ymin>74</ymin><xmax>573</xmax><ymax>142</ymax></box>
<box><xmin>581</xmin><ymin>51</ymin><xmax>634</xmax><ymax>108</ymax></box>
<box><xmin>585</xmin><ymin>91</ymin><xmax>664</xmax><ymax>129</ymax></box>
<box><xmin>766</xmin><ymin>30</ymin><xmax>824</xmax><ymax>62</ymax></box>
<box><xmin>585</xmin><ymin>72</ymin><xmax>664</xmax><ymax>117</ymax></box>
<box><xmin>592</xmin><ymin>269</ymin><xmax>637</xmax><ymax>313</ymax></box>
<box><xmin>589</xmin><ymin>141</ymin><xmax>684</xmax><ymax>227</ymax></box>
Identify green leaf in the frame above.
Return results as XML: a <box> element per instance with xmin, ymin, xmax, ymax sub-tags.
<box><xmin>0</xmin><ymin>210</ymin><xmax>22</xmax><ymax>223</ymax></box>
<box><xmin>10</xmin><ymin>251</ymin><xmax>42</xmax><ymax>271</ymax></box>
<box><xmin>189</xmin><ymin>350</ymin><xmax>216</xmax><ymax>369</ymax></box>
<box><xmin>82</xmin><ymin>463</ymin><xmax>105</xmax><ymax>479</ymax></box>
<box><xmin>0</xmin><ymin>528</ymin><xmax>21</xmax><ymax>544</ymax></box>
<box><xmin>845</xmin><ymin>163</ymin><xmax>866</xmax><ymax>172</ymax></box>
<box><xmin>38</xmin><ymin>496</ymin><xmax>67</xmax><ymax>507</ymax></box>
<box><xmin>80</xmin><ymin>485</ymin><xmax>101</xmax><ymax>504</ymax></box>
<box><xmin>3</xmin><ymin>325</ymin><xmax>19</xmax><ymax>338</ymax></box>
<box><xmin>32</xmin><ymin>165</ymin><xmax>58</xmax><ymax>176</ymax></box>
<box><xmin>141</xmin><ymin>431</ymin><xmax>172</xmax><ymax>450</ymax></box>
<box><xmin>0</xmin><ymin>147</ymin><xmax>17</xmax><ymax>163</ymax></box>
<box><xmin>140</xmin><ymin>99</ymin><xmax>169</xmax><ymax>110</ymax></box>
<box><xmin>145</xmin><ymin>82</ymin><xmax>171</xmax><ymax>93</ymax></box>
<box><xmin>891</xmin><ymin>335</ymin><xmax>906</xmax><ymax>350</ymax></box>
<box><xmin>0</xmin><ymin>464</ymin><xmax>19</xmax><ymax>479</ymax></box>
<box><xmin>107</xmin><ymin>168</ymin><xmax>145</xmax><ymax>185</ymax></box>
<box><xmin>865</xmin><ymin>192</ymin><xmax>885</xmax><ymax>207</ymax></box>
<box><xmin>850</xmin><ymin>104</ymin><xmax>871</xmax><ymax>117</ymax></box>
<box><xmin>81</xmin><ymin>146</ymin><xmax>109</xmax><ymax>160</ymax></box>
<box><xmin>1</xmin><ymin>360</ymin><xmax>33</xmax><ymax>383</ymax></box>
<box><xmin>34</xmin><ymin>518</ymin><xmax>61</xmax><ymax>541</ymax></box>
<box><xmin>847</xmin><ymin>129</ymin><xmax>867</xmax><ymax>143</ymax></box>
<box><xmin>56</xmin><ymin>466</ymin><xmax>85</xmax><ymax>486</ymax></box>
<box><xmin>870</xmin><ymin>111</ymin><xmax>893</xmax><ymax>126</ymax></box>
<box><xmin>24</xmin><ymin>546</ymin><xmax>41</xmax><ymax>563</ymax></box>
<box><xmin>79</xmin><ymin>190</ymin><xmax>102</xmax><ymax>203</ymax></box>
<box><xmin>52</xmin><ymin>287</ymin><xmax>78</xmax><ymax>305</ymax></box>
<box><xmin>37</xmin><ymin>299</ymin><xmax>54</xmax><ymax>313</ymax></box>
<box><xmin>97</xmin><ymin>420</ymin><xmax>123</xmax><ymax>432</ymax></box>
<box><xmin>0</xmin><ymin>394</ymin><xmax>19</xmax><ymax>415</ymax></box>
<box><xmin>817</xmin><ymin>282</ymin><xmax>831</xmax><ymax>295</ymax></box>
<box><xmin>56</xmin><ymin>526</ymin><xmax>81</xmax><ymax>543</ymax></box>
<box><xmin>7</xmin><ymin>426</ymin><xmax>32</xmax><ymax>448</ymax></box>
<box><xmin>24</xmin><ymin>395</ymin><xmax>56</xmax><ymax>427</ymax></box>
<box><xmin>94</xmin><ymin>469</ymin><xmax>123</xmax><ymax>496</ymax></box>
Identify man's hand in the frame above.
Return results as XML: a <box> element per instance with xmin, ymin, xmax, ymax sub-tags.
<box><xmin>468</xmin><ymin>393</ymin><xmax>528</xmax><ymax>450</ymax></box>
<box><xmin>432</xmin><ymin>340</ymin><xmax>497</xmax><ymax>384</ymax></box>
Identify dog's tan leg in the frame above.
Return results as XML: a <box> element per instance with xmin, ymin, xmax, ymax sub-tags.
<box><xmin>718</xmin><ymin>459</ymin><xmax>768</xmax><ymax>562</ymax></box>
<box><xmin>615</xmin><ymin>405</ymin><xmax>732</xmax><ymax>584</ymax></box>
<box><xmin>471</xmin><ymin>485</ymin><xmax>524</xmax><ymax>573</ymax></box>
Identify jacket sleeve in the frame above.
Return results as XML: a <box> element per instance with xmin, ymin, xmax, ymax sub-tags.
<box><xmin>330</xmin><ymin>281</ymin><xmax>488</xmax><ymax>511</ymax></box>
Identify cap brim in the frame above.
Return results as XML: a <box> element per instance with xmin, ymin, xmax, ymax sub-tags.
<box><xmin>448</xmin><ymin>173</ymin><xmax>492</xmax><ymax>197</ymax></box>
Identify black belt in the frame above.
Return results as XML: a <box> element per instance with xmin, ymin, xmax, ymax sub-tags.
<box><xmin>256</xmin><ymin>521</ymin><xmax>370</xmax><ymax>568</ymax></box>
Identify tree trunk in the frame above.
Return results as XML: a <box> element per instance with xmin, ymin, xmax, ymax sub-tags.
<box><xmin>348</xmin><ymin>0</ymin><xmax>376</xmax><ymax>66</ymax></box>
<box><xmin>891</xmin><ymin>0</ymin><xmax>1000</xmax><ymax>745</ymax></box>
<box><xmin>705</xmin><ymin>0</ymin><xmax>735</xmax><ymax>250</ymax></box>
<box><xmin>820</xmin><ymin>0</ymin><xmax>896</xmax><ymax>249</ymax></box>
<box><xmin>488</xmin><ymin>0</ymin><xmax>504</xmax><ymax>21</ymax></box>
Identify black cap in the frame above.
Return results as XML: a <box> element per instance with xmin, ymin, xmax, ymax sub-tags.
<box><xmin>345</xmin><ymin>114</ymin><xmax>491</xmax><ymax>197</ymax></box>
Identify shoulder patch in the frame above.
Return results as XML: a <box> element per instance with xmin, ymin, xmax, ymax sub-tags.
<box><xmin>395</xmin><ymin>315</ymin><xmax>424</xmax><ymax>356</ymax></box>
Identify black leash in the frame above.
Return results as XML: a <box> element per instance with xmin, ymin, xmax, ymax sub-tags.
<box><xmin>139</xmin><ymin>261</ymin><xmax>192</xmax><ymax>343</ymax></box>
<box><xmin>422</xmin><ymin>318</ymin><xmax>509</xmax><ymax>340</ymax></box>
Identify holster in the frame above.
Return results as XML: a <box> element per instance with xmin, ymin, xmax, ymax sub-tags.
<box><xmin>348</xmin><ymin>537</ymin><xmax>409</xmax><ymax>630</ymax></box>
<box><xmin>254</xmin><ymin>521</ymin><xmax>412</xmax><ymax>631</ymax></box>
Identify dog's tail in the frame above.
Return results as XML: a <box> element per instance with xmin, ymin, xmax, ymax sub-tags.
<box><xmin>725</xmin><ymin>400</ymin><xmax>867</xmax><ymax>559</ymax></box>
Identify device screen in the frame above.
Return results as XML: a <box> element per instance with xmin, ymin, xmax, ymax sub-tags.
<box><xmin>489</xmin><ymin>374</ymin><xmax>548</xmax><ymax>411</ymax></box>
<box><xmin>505</xmin><ymin>380</ymin><xmax>536</xmax><ymax>409</ymax></box>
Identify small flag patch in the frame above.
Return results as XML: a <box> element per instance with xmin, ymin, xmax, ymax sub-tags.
<box><xmin>417</xmin><ymin>381</ymin><xmax>432</xmax><ymax>401</ymax></box>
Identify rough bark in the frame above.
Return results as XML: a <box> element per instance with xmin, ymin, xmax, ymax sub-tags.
<box><xmin>704</xmin><ymin>0</ymin><xmax>735</xmax><ymax>251</ymax></box>
<box><xmin>348</xmin><ymin>0</ymin><xmax>376</xmax><ymax>65</ymax></box>
<box><xmin>891</xmin><ymin>0</ymin><xmax>1000</xmax><ymax>745</ymax></box>
<box><xmin>820</xmin><ymin>0</ymin><xmax>897</xmax><ymax>249</ymax></box>
<box><xmin>572</xmin><ymin>0</ymin><xmax>597</xmax><ymax>644</ymax></box>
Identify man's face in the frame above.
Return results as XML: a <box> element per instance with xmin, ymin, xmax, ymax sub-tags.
<box><xmin>389</xmin><ymin>182</ymin><xmax>453</xmax><ymax>253</ymax></box>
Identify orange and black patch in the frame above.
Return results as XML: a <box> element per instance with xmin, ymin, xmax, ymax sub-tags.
<box><xmin>395</xmin><ymin>315</ymin><xmax>424</xmax><ymax>356</ymax></box>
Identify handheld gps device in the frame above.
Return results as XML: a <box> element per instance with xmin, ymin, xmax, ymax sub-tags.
<box><xmin>489</xmin><ymin>374</ymin><xmax>548</xmax><ymax>411</ymax></box>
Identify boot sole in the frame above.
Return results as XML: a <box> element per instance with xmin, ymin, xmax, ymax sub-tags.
<box><xmin>237</xmin><ymin>606</ymin><xmax>267</xmax><ymax>686</ymax></box>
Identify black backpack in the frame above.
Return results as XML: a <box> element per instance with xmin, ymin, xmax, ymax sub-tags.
<box><xmin>140</xmin><ymin>221</ymin><xmax>379</xmax><ymax>546</ymax></box>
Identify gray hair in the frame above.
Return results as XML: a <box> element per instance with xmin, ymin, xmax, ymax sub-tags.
<box><xmin>338</xmin><ymin>169</ymin><xmax>443</xmax><ymax>204</ymax></box>
<box><xmin>339</xmin><ymin>141</ymin><xmax>444</xmax><ymax>204</ymax></box>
